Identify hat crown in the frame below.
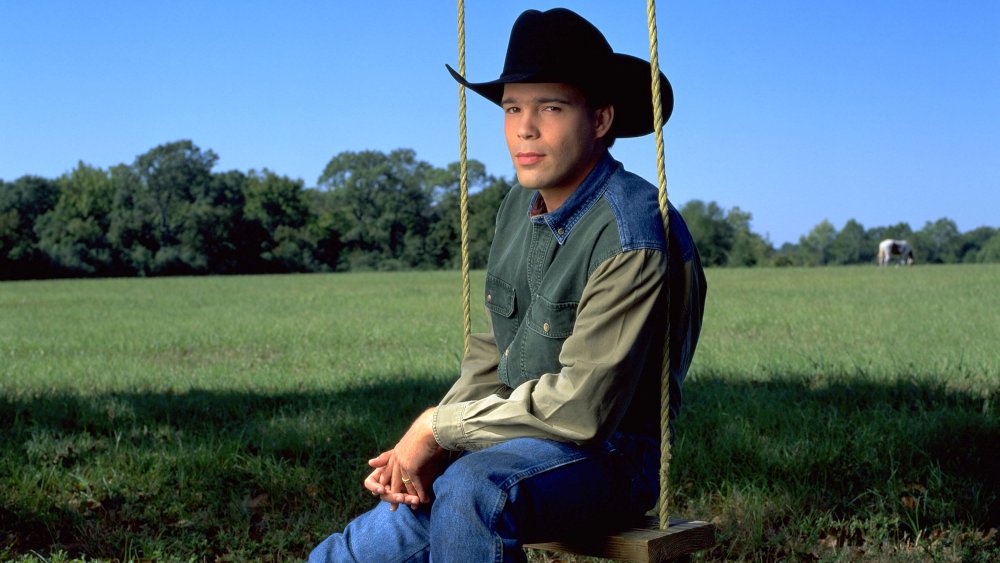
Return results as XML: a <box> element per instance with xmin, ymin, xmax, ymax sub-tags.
<box><xmin>445</xmin><ymin>8</ymin><xmax>673</xmax><ymax>138</ymax></box>
<box><xmin>501</xmin><ymin>8</ymin><xmax>614</xmax><ymax>81</ymax></box>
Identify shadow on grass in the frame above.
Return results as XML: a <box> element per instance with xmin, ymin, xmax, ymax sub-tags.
<box><xmin>674</xmin><ymin>373</ymin><xmax>999</xmax><ymax>560</ymax></box>
<box><xmin>2</xmin><ymin>373</ymin><xmax>998</xmax><ymax>561</ymax></box>
<box><xmin>0</xmin><ymin>374</ymin><xmax>454</xmax><ymax>561</ymax></box>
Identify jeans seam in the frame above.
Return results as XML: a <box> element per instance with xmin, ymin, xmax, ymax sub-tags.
<box><xmin>491</xmin><ymin>488</ymin><xmax>508</xmax><ymax>563</ymax></box>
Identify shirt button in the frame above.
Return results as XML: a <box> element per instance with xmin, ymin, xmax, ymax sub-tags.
<box><xmin>504</xmin><ymin>347</ymin><xmax>510</xmax><ymax>356</ymax></box>
<box><xmin>557</xmin><ymin>227</ymin><xmax>565</xmax><ymax>235</ymax></box>
<box><xmin>543</xmin><ymin>322</ymin><xmax>551</xmax><ymax>333</ymax></box>
<box><xmin>487</xmin><ymin>293</ymin><xmax>492</xmax><ymax>303</ymax></box>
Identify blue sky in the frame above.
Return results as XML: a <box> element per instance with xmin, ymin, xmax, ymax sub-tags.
<box><xmin>2</xmin><ymin>1</ymin><xmax>998</xmax><ymax>245</ymax></box>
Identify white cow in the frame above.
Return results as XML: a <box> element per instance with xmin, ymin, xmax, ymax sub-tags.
<box><xmin>877</xmin><ymin>239</ymin><xmax>915</xmax><ymax>266</ymax></box>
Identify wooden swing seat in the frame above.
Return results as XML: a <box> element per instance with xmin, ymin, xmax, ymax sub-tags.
<box><xmin>525</xmin><ymin>516</ymin><xmax>716</xmax><ymax>562</ymax></box>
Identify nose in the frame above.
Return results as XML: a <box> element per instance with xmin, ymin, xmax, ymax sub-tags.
<box><xmin>516</xmin><ymin>112</ymin><xmax>539</xmax><ymax>140</ymax></box>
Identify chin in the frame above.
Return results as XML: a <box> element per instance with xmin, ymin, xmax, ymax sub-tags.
<box><xmin>515</xmin><ymin>172</ymin><xmax>545</xmax><ymax>190</ymax></box>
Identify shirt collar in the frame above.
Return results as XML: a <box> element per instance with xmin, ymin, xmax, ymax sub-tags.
<box><xmin>527</xmin><ymin>151</ymin><xmax>618</xmax><ymax>245</ymax></box>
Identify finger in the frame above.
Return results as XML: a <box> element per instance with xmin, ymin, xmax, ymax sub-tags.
<box><xmin>390</xmin><ymin>459</ymin><xmax>404</xmax><ymax>496</ymax></box>
<box><xmin>408</xmin><ymin>475</ymin><xmax>430</xmax><ymax>506</ymax></box>
<box><xmin>368</xmin><ymin>450</ymin><xmax>392</xmax><ymax>468</ymax></box>
<box><xmin>379</xmin><ymin>491</ymin><xmax>416</xmax><ymax>510</ymax></box>
<box><xmin>397</xmin><ymin>465</ymin><xmax>425</xmax><ymax>505</ymax></box>
<box><xmin>401</xmin><ymin>472</ymin><xmax>417</xmax><ymax>503</ymax></box>
<box><xmin>364</xmin><ymin>468</ymin><xmax>384</xmax><ymax>496</ymax></box>
<box><xmin>379</xmin><ymin>454</ymin><xmax>395</xmax><ymax>488</ymax></box>
<box><xmin>389</xmin><ymin>459</ymin><xmax>406</xmax><ymax>511</ymax></box>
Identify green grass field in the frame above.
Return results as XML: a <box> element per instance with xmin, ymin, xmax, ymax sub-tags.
<box><xmin>2</xmin><ymin>265</ymin><xmax>998</xmax><ymax>561</ymax></box>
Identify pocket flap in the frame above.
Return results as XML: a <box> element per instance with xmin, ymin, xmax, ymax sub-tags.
<box><xmin>485</xmin><ymin>274</ymin><xmax>516</xmax><ymax>318</ymax></box>
<box><xmin>527</xmin><ymin>296</ymin><xmax>577</xmax><ymax>338</ymax></box>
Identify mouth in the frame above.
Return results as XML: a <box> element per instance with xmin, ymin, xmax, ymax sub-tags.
<box><xmin>515</xmin><ymin>152</ymin><xmax>544</xmax><ymax>166</ymax></box>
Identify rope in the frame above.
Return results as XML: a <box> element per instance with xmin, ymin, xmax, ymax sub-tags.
<box><xmin>457</xmin><ymin>0</ymin><xmax>472</xmax><ymax>356</ymax></box>
<box><xmin>645</xmin><ymin>0</ymin><xmax>673</xmax><ymax>531</ymax></box>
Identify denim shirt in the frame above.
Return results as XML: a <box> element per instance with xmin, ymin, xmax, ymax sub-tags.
<box><xmin>434</xmin><ymin>151</ymin><xmax>706</xmax><ymax>450</ymax></box>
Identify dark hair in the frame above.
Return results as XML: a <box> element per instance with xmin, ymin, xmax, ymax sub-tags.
<box><xmin>578</xmin><ymin>80</ymin><xmax>617</xmax><ymax>149</ymax></box>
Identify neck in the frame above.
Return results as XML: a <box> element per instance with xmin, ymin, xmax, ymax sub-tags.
<box><xmin>536</xmin><ymin>149</ymin><xmax>605</xmax><ymax>213</ymax></box>
<box><xmin>536</xmin><ymin>185</ymin><xmax>574</xmax><ymax>214</ymax></box>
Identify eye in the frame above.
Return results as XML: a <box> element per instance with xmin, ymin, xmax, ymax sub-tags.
<box><xmin>542</xmin><ymin>105</ymin><xmax>562</xmax><ymax>112</ymax></box>
<box><xmin>504</xmin><ymin>106</ymin><xmax>520</xmax><ymax>114</ymax></box>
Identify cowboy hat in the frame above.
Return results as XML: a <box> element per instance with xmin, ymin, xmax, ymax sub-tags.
<box><xmin>446</xmin><ymin>7</ymin><xmax>673</xmax><ymax>138</ymax></box>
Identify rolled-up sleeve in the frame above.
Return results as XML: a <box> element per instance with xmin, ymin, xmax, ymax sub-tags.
<box><xmin>432</xmin><ymin>249</ymin><xmax>666</xmax><ymax>451</ymax></box>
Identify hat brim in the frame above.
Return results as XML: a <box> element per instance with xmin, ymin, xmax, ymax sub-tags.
<box><xmin>446</xmin><ymin>54</ymin><xmax>672</xmax><ymax>138</ymax></box>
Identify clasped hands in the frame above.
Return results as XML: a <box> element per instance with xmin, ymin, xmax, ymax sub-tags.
<box><xmin>364</xmin><ymin>407</ymin><xmax>448</xmax><ymax>511</ymax></box>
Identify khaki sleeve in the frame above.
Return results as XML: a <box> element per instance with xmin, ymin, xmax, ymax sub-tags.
<box><xmin>432</xmin><ymin>249</ymin><xmax>666</xmax><ymax>451</ymax></box>
<box><xmin>438</xmin><ymin>321</ymin><xmax>505</xmax><ymax>406</ymax></box>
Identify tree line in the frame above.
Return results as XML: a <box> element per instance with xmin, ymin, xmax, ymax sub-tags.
<box><xmin>679</xmin><ymin>201</ymin><xmax>1000</xmax><ymax>268</ymax></box>
<box><xmin>1</xmin><ymin>141</ymin><xmax>505</xmax><ymax>279</ymax></box>
<box><xmin>3</xmin><ymin>140</ymin><xmax>999</xmax><ymax>280</ymax></box>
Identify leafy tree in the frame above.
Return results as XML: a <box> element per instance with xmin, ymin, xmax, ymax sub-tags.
<box><xmin>772</xmin><ymin>242</ymin><xmax>803</xmax><ymax>267</ymax></box>
<box><xmin>957</xmin><ymin>226</ymin><xmax>997</xmax><ymax>263</ymax></box>
<box><xmin>244</xmin><ymin>170</ymin><xmax>317</xmax><ymax>272</ymax></box>
<box><xmin>799</xmin><ymin>219</ymin><xmax>837</xmax><ymax>266</ymax></box>
<box><xmin>419</xmin><ymin>162</ymin><xmax>469</xmax><ymax>269</ymax></box>
<box><xmin>857</xmin><ymin>223</ymin><xmax>882</xmax><ymax>264</ymax></box>
<box><xmin>912</xmin><ymin>218</ymin><xmax>960</xmax><ymax>264</ymax></box>
<box><xmin>0</xmin><ymin>175</ymin><xmax>61</xmax><ymax>279</ymax></box>
<box><xmin>318</xmin><ymin>149</ymin><xmax>435</xmax><ymax>270</ymax></box>
<box><xmin>725</xmin><ymin>206</ymin><xmax>771</xmax><ymax>267</ymax></box>
<box><xmin>679</xmin><ymin>200</ymin><xmax>734</xmax><ymax>267</ymax></box>
<box><xmin>974</xmin><ymin>230</ymin><xmax>1000</xmax><ymax>263</ymax></box>
<box><xmin>109</xmin><ymin>140</ymin><xmax>218</xmax><ymax>275</ymax></box>
<box><xmin>184</xmin><ymin>169</ymin><xmax>253</xmax><ymax>274</ymax></box>
<box><xmin>35</xmin><ymin>163</ymin><xmax>121</xmax><ymax>276</ymax></box>
<box><xmin>828</xmin><ymin>219</ymin><xmax>866</xmax><ymax>265</ymax></box>
<box><xmin>302</xmin><ymin>188</ymin><xmax>348</xmax><ymax>272</ymax></box>
<box><xmin>467</xmin><ymin>175</ymin><xmax>511</xmax><ymax>269</ymax></box>
<box><xmin>421</xmin><ymin>159</ymin><xmax>505</xmax><ymax>269</ymax></box>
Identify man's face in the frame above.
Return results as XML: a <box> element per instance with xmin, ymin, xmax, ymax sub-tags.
<box><xmin>501</xmin><ymin>82</ymin><xmax>612</xmax><ymax>199</ymax></box>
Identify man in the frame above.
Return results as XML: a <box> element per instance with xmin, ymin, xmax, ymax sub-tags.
<box><xmin>309</xmin><ymin>8</ymin><xmax>705</xmax><ymax>562</ymax></box>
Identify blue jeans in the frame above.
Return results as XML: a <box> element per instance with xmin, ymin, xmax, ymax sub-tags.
<box><xmin>308</xmin><ymin>433</ymin><xmax>658</xmax><ymax>563</ymax></box>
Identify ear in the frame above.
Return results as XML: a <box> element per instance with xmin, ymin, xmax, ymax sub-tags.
<box><xmin>593</xmin><ymin>104</ymin><xmax>614</xmax><ymax>140</ymax></box>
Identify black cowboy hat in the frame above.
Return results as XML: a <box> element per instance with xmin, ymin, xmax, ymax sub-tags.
<box><xmin>446</xmin><ymin>7</ymin><xmax>673</xmax><ymax>138</ymax></box>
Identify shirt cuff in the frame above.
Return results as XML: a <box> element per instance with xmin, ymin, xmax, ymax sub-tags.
<box><xmin>432</xmin><ymin>401</ymin><xmax>470</xmax><ymax>450</ymax></box>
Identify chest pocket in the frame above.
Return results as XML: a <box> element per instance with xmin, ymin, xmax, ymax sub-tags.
<box><xmin>485</xmin><ymin>274</ymin><xmax>515</xmax><ymax>318</ymax></box>
<box><xmin>522</xmin><ymin>295</ymin><xmax>578</xmax><ymax>380</ymax></box>
<box><xmin>527</xmin><ymin>296</ymin><xmax>577</xmax><ymax>338</ymax></box>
